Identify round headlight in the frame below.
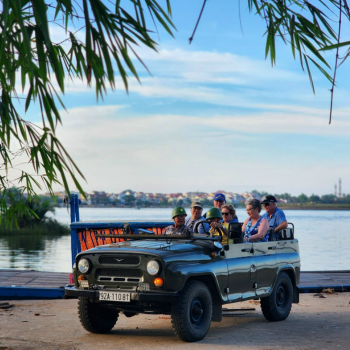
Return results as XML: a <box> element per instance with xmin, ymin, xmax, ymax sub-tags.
<box><xmin>78</xmin><ymin>258</ymin><xmax>91</xmax><ymax>274</ymax></box>
<box><xmin>147</xmin><ymin>260</ymin><xmax>160</xmax><ymax>276</ymax></box>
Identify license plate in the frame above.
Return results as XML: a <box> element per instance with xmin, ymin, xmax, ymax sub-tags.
<box><xmin>99</xmin><ymin>291</ymin><xmax>130</xmax><ymax>302</ymax></box>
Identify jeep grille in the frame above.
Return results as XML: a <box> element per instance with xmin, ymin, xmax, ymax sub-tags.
<box><xmin>99</xmin><ymin>256</ymin><xmax>140</xmax><ymax>265</ymax></box>
<box><xmin>96</xmin><ymin>268</ymin><xmax>143</xmax><ymax>283</ymax></box>
<box><xmin>96</xmin><ymin>268</ymin><xmax>142</xmax><ymax>277</ymax></box>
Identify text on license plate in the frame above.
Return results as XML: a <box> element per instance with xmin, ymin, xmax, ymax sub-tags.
<box><xmin>99</xmin><ymin>291</ymin><xmax>130</xmax><ymax>302</ymax></box>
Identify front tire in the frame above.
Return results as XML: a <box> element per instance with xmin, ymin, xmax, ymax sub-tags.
<box><xmin>171</xmin><ymin>280</ymin><xmax>212</xmax><ymax>342</ymax></box>
<box><xmin>78</xmin><ymin>297</ymin><xmax>119</xmax><ymax>333</ymax></box>
<box><xmin>260</xmin><ymin>272</ymin><xmax>293</xmax><ymax>322</ymax></box>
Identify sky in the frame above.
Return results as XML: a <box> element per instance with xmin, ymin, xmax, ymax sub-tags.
<box><xmin>14</xmin><ymin>1</ymin><xmax>350</xmax><ymax>196</ymax></box>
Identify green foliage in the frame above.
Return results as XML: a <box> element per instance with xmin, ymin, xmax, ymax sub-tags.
<box><xmin>124</xmin><ymin>194</ymin><xmax>136</xmax><ymax>206</ymax></box>
<box><xmin>0</xmin><ymin>187</ymin><xmax>69</xmax><ymax>235</ymax></box>
<box><xmin>0</xmin><ymin>219</ymin><xmax>70</xmax><ymax>237</ymax></box>
<box><xmin>297</xmin><ymin>193</ymin><xmax>308</xmax><ymax>203</ymax></box>
<box><xmin>2</xmin><ymin>188</ymin><xmax>56</xmax><ymax>228</ymax></box>
<box><xmin>247</xmin><ymin>0</ymin><xmax>347</xmax><ymax>91</ymax></box>
<box><xmin>309</xmin><ymin>194</ymin><xmax>321</xmax><ymax>203</ymax></box>
<box><xmin>0</xmin><ymin>0</ymin><xmax>174</xmax><ymax>222</ymax></box>
<box><xmin>252</xmin><ymin>189</ymin><xmax>269</xmax><ymax>197</ymax></box>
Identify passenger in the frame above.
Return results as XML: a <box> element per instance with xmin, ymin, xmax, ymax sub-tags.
<box><xmin>204</xmin><ymin>193</ymin><xmax>239</xmax><ymax>221</ymax></box>
<box><xmin>163</xmin><ymin>206</ymin><xmax>193</xmax><ymax>235</ymax></box>
<box><xmin>221</xmin><ymin>204</ymin><xmax>238</xmax><ymax>225</ymax></box>
<box><xmin>261</xmin><ymin>195</ymin><xmax>288</xmax><ymax>234</ymax></box>
<box><xmin>207</xmin><ymin>208</ymin><xmax>232</xmax><ymax>244</ymax></box>
<box><xmin>203</xmin><ymin>193</ymin><xmax>226</xmax><ymax>218</ymax></box>
<box><xmin>185</xmin><ymin>201</ymin><xmax>210</xmax><ymax>234</ymax></box>
<box><xmin>242</xmin><ymin>198</ymin><xmax>269</xmax><ymax>242</ymax></box>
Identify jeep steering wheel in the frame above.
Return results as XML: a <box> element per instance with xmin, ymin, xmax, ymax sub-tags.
<box><xmin>193</xmin><ymin>220</ymin><xmax>223</xmax><ymax>237</ymax></box>
<box><xmin>193</xmin><ymin>220</ymin><xmax>211</xmax><ymax>235</ymax></box>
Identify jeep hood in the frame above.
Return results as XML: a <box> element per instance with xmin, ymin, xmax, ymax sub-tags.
<box><xmin>77</xmin><ymin>239</ymin><xmax>212</xmax><ymax>262</ymax></box>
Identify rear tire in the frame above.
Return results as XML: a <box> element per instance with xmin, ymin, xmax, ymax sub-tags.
<box><xmin>260</xmin><ymin>272</ymin><xmax>293</xmax><ymax>322</ymax></box>
<box><xmin>171</xmin><ymin>280</ymin><xmax>212</xmax><ymax>342</ymax></box>
<box><xmin>78</xmin><ymin>297</ymin><xmax>118</xmax><ymax>333</ymax></box>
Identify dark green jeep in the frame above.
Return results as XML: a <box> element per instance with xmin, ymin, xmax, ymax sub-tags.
<box><xmin>65</xmin><ymin>221</ymin><xmax>300</xmax><ymax>342</ymax></box>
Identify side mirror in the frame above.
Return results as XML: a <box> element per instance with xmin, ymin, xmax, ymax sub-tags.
<box><xmin>123</xmin><ymin>222</ymin><xmax>131</xmax><ymax>234</ymax></box>
<box><xmin>228</xmin><ymin>223</ymin><xmax>243</xmax><ymax>243</ymax></box>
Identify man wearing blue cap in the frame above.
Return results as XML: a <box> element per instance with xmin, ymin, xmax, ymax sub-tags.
<box><xmin>204</xmin><ymin>193</ymin><xmax>239</xmax><ymax>221</ymax></box>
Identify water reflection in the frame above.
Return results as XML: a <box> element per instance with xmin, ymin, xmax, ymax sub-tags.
<box><xmin>0</xmin><ymin>233</ymin><xmax>72</xmax><ymax>272</ymax></box>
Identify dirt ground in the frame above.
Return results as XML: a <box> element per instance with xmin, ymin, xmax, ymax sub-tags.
<box><xmin>0</xmin><ymin>293</ymin><xmax>349</xmax><ymax>350</ymax></box>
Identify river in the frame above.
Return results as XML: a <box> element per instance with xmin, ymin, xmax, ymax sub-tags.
<box><xmin>0</xmin><ymin>207</ymin><xmax>349</xmax><ymax>272</ymax></box>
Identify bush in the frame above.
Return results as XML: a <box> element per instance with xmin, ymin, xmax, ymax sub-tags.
<box><xmin>0</xmin><ymin>218</ymin><xmax>70</xmax><ymax>236</ymax></box>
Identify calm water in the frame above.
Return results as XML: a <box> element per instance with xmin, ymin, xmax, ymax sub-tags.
<box><xmin>0</xmin><ymin>208</ymin><xmax>349</xmax><ymax>272</ymax></box>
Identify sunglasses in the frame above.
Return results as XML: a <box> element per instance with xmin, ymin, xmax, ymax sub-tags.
<box><xmin>222</xmin><ymin>212</ymin><xmax>230</xmax><ymax>216</ymax></box>
<box><xmin>263</xmin><ymin>203</ymin><xmax>270</xmax><ymax>207</ymax></box>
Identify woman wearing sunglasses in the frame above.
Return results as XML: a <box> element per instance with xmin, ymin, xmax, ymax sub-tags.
<box><xmin>221</xmin><ymin>204</ymin><xmax>238</xmax><ymax>225</ymax></box>
<box><xmin>207</xmin><ymin>205</ymin><xmax>238</xmax><ymax>244</ymax></box>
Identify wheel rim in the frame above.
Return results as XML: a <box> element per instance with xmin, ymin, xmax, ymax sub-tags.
<box><xmin>190</xmin><ymin>297</ymin><xmax>205</xmax><ymax>328</ymax></box>
<box><xmin>276</xmin><ymin>282</ymin><xmax>288</xmax><ymax>309</ymax></box>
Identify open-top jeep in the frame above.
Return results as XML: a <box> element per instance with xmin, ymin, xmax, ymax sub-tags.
<box><xmin>65</xmin><ymin>220</ymin><xmax>300</xmax><ymax>342</ymax></box>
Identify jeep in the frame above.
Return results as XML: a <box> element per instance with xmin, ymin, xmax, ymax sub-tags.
<box><xmin>65</xmin><ymin>221</ymin><xmax>300</xmax><ymax>342</ymax></box>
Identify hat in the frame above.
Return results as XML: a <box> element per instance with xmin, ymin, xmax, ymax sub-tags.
<box><xmin>261</xmin><ymin>195</ymin><xmax>277</xmax><ymax>204</ymax></box>
<box><xmin>191</xmin><ymin>201</ymin><xmax>203</xmax><ymax>209</ymax></box>
<box><xmin>214</xmin><ymin>193</ymin><xmax>226</xmax><ymax>202</ymax></box>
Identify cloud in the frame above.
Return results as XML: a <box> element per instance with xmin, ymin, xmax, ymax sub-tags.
<box><xmin>138</xmin><ymin>48</ymin><xmax>303</xmax><ymax>83</ymax></box>
<box><xmin>52</xmin><ymin>105</ymin><xmax>350</xmax><ymax>195</ymax></box>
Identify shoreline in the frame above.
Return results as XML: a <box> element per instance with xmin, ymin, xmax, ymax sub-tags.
<box><xmin>64</xmin><ymin>205</ymin><xmax>350</xmax><ymax>210</ymax></box>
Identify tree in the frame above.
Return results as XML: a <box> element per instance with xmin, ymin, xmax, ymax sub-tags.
<box><xmin>1</xmin><ymin>0</ymin><xmax>347</xmax><ymax>221</ymax></box>
<box><xmin>278</xmin><ymin>193</ymin><xmax>293</xmax><ymax>202</ymax></box>
<box><xmin>297</xmin><ymin>193</ymin><xmax>309</xmax><ymax>203</ymax></box>
<box><xmin>4</xmin><ymin>188</ymin><xmax>55</xmax><ymax>228</ymax></box>
<box><xmin>112</xmin><ymin>198</ymin><xmax>121</xmax><ymax>207</ymax></box>
<box><xmin>135</xmin><ymin>198</ymin><xmax>143</xmax><ymax>207</ymax></box>
<box><xmin>309</xmin><ymin>194</ymin><xmax>321</xmax><ymax>203</ymax></box>
<box><xmin>320</xmin><ymin>194</ymin><xmax>336</xmax><ymax>204</ymax></box>
<box><xmin>124</xmin><ymin>194</ymin><xmax>135</xmax><ymax>206</ymax></box>
<box><xmin>0</xmin><ymin>0</ymin><xmax>174</xmax><ymax>222</ymax></box>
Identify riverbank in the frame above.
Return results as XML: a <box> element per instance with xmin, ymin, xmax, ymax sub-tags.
<box><xmin>279</xmin><ymin>203</ymin><xmax>350</xmax><ymax>210</ymax></box>
<box><xmin>1</xmin><ymin>293</ymin><xmax>349</xmax><ymax>349</ymax></box>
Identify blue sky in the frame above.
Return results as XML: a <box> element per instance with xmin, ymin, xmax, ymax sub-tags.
<box><xmin>19</xmin><ymin>1</ymin><xmax>350</xmax><ymax>196</ymax></box>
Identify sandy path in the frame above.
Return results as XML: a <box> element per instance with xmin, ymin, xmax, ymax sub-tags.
<box><xmin>0</xmin><ymin>293</ymin><xmax>349</xmax><ymax>350</ymax></box>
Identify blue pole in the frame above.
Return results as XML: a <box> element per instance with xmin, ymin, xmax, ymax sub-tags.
<box><xmin>70</xmin><ymin>227</ymin><xmax>79</xmax><ymax>267</ymax></box>
<box><xmin>70</xmin><ymin>194</ymin><xmax>79</xmax><ymax>267</ymax></box>
<box><xmin>70</xmin><ymin>194</ymin><xmax>76</xmax><ymax>224</ymax></box>
<box><xmin>74</xmin><ymin>194</ymin><xmax>80</xmax><ymax>222</ymax></box>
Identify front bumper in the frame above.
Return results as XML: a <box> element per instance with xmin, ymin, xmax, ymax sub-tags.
<box><xmin>64</xmin><ymin>285</ymin><xmax>179</xmax><ymax>303</ymax></box>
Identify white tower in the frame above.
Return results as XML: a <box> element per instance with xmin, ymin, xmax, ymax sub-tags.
<box><xmin>339</xmin><ymin>178</ymin><xmax>342</xmax><ymax>197</ymax></box>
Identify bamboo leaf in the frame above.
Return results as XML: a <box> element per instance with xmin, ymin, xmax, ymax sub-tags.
<box><xmin>320</xmin><ymin>40</ymin><xmax>350</xmax><ymax>51</ymax></box>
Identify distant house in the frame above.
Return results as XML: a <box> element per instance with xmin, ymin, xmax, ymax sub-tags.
<box><xmin>230</xmin><ymin>193</ymin><xmax>244</xmax><ymax>204</ymax></box>
<box><xmin>135</xmin><ymin>192</ymin><xmax>146</xmax><ymax>202</ymax></box>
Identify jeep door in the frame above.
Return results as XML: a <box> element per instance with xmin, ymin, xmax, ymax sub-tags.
<box><xmin>253</xmin><ymin>241</ymin><xmax>277</xmax><ymax>296</ymax></box>
<box><xmin>225</xmin><ymin>243</ymin><xmax>256</xmax><ymax>301</ymax></box>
